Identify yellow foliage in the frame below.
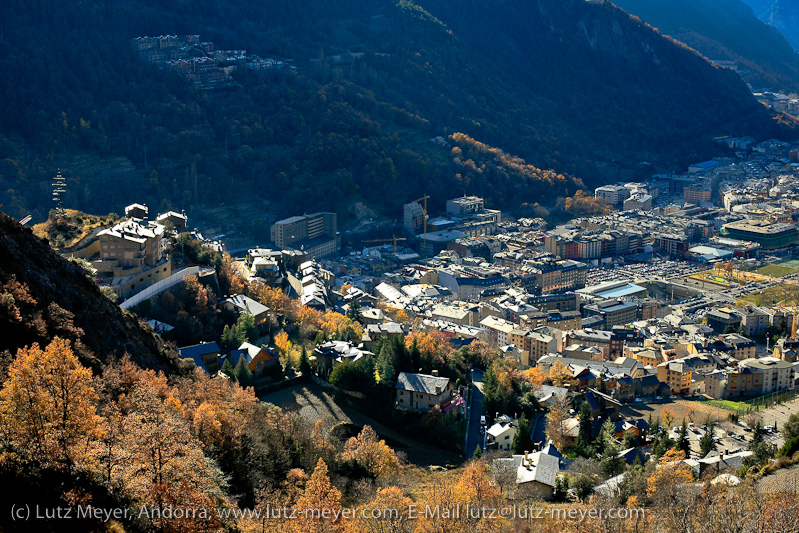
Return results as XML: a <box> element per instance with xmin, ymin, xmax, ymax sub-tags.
<box><xmin>320</xmin><ymin>311</ymin><xmax>363</xmax><ymax>340</ymax></box>
<box><xmin>341</xmin><ymin>426</ymin><xmax>400</xmax><ymax>479</ymax></box>
<box><xmin>0</xmin><ymin>337</ymin><xmax>101</xmax><ymax>470</ymax></box>
<box><xmin>289</xmin><ymin>458</ymin><xmax>346</xmax><ymax>533</ymax></box>
<box><xmin>522</xmin><ymin>367</ymin><xmax>545</xmax><ymax>389</ymax></box>
<box><xmin>548</xmin><ymin>360</ymin><xmax>575</xmax><ymax>387</ymax></box>
<box><xmin>646</xmin><ymin>448</ymin><xmax>694</xmax><ymax>497</ymax></box>
<box><xmin>350</xmin><ymin>487</ymin><xmax>414</xmax><ymax>533</ymax></box>
<box><xmin>274</xmin><ymin>330</ymin><xmax>292</xmax><ymax>357</ymax></box>
<box><xmin>405</xmin><ymin>330</ymin><xmax>453</xmax><ymax>363</ymax></box>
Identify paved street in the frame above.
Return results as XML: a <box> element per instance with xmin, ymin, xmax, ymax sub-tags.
<box><xmin>464</xmin><ymin>368</ymin><xmax>485</xmax><ymax>456</ymax></box>
<box><xmin>532</xmin><ymin>413</ymin><xmax>547</xmax><ymax>449</ymax></box>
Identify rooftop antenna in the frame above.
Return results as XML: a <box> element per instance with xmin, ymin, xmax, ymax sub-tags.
<box><xmin>52</xmin><ymin>169</ymin><xmax>66</xmax><ymax>216</ymax></box>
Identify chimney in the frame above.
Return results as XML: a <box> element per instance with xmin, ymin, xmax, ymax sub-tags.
<box><xmin>431</xmin><ymin>369</ymin><xmax>439</xmax><ymax>377</ymax></box>
<box><xmin>524</xmin><ymin>450</ymin><xmax>529</xmax><ymax>462</ymax></box>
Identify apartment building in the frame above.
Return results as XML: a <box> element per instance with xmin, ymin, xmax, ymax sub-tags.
<box><xmin>270</xmin><ymin>212</ymin><xmax>337</xmax><ymax>259</ymax></box>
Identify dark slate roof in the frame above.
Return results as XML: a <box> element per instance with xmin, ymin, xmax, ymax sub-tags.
<box><xmin>227</xmin><ymin>349</ymin><xmax>248</xmax><ymax>366</ymax></box>
<box><xmin>179</xmin><ymin>342</ymin><xmax>220</xmax><ymax>360</ymax></box>
<box><xmin>396</xmin><ymin>371</ymin><xmax>451</xmax><ymax>394</ymax></box>
<box><xmin>640</xmin><ymin>374</ymin><xmax>661</xmax><ymax>387</ymax></box>
<box><xmin>541</xmin><ymin>441</ymin><xmax>562</xmax><ymax>460</ymax></box>
<box><xmin>618</xmin><ymin>447</ymin><xmax>646</xmax><ymax>465</ymax></box>
<box><xmin>584</xmin><ymin>391</ymin><xmax>602</xmax><ymax>410</ymax></box>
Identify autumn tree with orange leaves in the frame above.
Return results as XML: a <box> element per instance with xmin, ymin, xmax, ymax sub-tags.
<box><xmin>523</xmin><ymin>367</ymin><xmax>545</xmax><ymax>389</ymax></box>
<box><xmin>547</xmin><ymin>360</ymin><xmax>576</xmax><ymax>388</ymax></box>
<box><xmin>320</xmin><ymin>311</ymin><xmax>363</xmax><ymax>341</ymax></box>
<box><xmin>351</xmin><ymin>487</ymin><xmax>414</xmax><ymax>533</ymax></box>
<box><xmin>415</xmin><ymin>460</ymin><xmax>504</xmax><ymax>533</ymax></box>
<box><xmin>289</xmin><ymin>458</ymin><xmax>346</xmax><ymax>533</ymax></box>
<box><xmin>0</xmin><ymin>337</ymin><xmax>100</xmax><ymax>471</ymax></box>
<box><xmin>405</xmin><ymin>330</ymin><xmax>453</xmax><ymax>366</ymax></box>
<box><xmin>646</xmin><ymin>448</ymin><xmax>694</xmax><ymax>498</ymax></box>
<box><xmin>341</xmin><ymin>426</ymin><xmax>401</xmax><ymax>479</ymax></box>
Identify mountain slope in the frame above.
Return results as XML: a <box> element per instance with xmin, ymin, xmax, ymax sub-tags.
<box><xmin>741</xmin><ymin>0</ymin><xmax>799</xmax><ymax>51</ymax></box>
<box><xmin>0</xmin><ymin>211</ymin><xmax>178</xmax><ymax>372</ymax></box>
<box><xmin>612</xmin><ymin>0</ymin><xmax>799</xmax><ymax>92</ymax></box>
<box><xmin>0</xmin><ymin>0</ymin><xmax>794</xmax><ymax>224</ymax></box>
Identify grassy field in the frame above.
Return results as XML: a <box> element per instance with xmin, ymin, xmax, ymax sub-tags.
<box><xmin>701</xmin><ymin>390</ymin><xmax>799</xmax><ymax>413</ymax></box>
<box><xmin>757</xmin><ymin>260</ymin><xmax>799</xmax><ymax>278</ymax></box>
<box><xmin>700</xmin><ymin>399</ymin><xmax>751</xmax><ymax>412</ymax></box>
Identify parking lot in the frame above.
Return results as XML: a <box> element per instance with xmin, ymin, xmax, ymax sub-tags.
<box><xmin>665</xmin><ymin>398</ymin><xmax>799</xmax><ymax>456</ymax></box>
<box><xmin>587</xmin><ymin>260</ymin><xmax>704</xmax><ymax>285</ymax></box>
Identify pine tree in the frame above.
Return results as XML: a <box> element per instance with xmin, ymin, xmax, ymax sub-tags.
<box><xmin>376</xmin><ymin>342</ymin><xmax>397</xmax><ymax>385</ymax></box>
<box><xmin>234</xmin><ymin>356</ymin><xmax>252</xmax><ymax>384</ymax></box>
<box><xmin>236</xmin><ymin>311</ymin><xmax>257</xmax><ymax>343</ymax></box>
<box><xmin>700</xmin><ymin>423</ymin><xmax>716</xmax><ymax>457</ymax></box>
<box><xmin>299</xmin><ymin>345</ymin><xmax>312</xmax><ymax>375</ymax></box>
<box><xmin>220</xmin><ymin>324</ymin><xmax>235</xmax><ymax>350</ymax></box>
<box><xmin>597</xmin><ymin>419</ymin><xmax>624</xmax><ymax>476</ymax></box>
<box><xmin>751</xmin><ymin>422</ymin><xmax>765</xmax><ymax>446</ymax></box>
<box><xmin>220</xmin><ymin>357</ymin><xmax>236</xmax><ymax>380</ymax></box>
<box><xmin>598</xmin><ymin>419</ymin><xmax>616</xmax><ymax>455</ymax></box>
<box><xmin>596</xmin><ymin>373</ymin><xmax>606</xmax><ymax>393</ymax></box>
<box><xmin>623</xmin><ymin>430</ymin><xmax>638</xmax><ymax>449</ymax></box>
<box><xmin>473</xmin><ymin>445</ymin><xmax>483</xmax><ymax>459</ymax></box>
<box><xmin>393</xmin><ymin>335</ymin><xmax>411</xmax><ymax>372</ymax></box>
<box><xmin>482</xmin><ymin>364</ymin><xmax>501</xmax><ymax>419</ymax></box>
<box><xmin>576</xmin><ymin>402</ymin><xmax>594</xmax><ymax>457</ymax></box>
<box><xmin>678</xmin><ymin>417</ymin><xmax>690</xmax><ymax>454</ymax></box>
<box><xmin>410</xmin><ymin>338</ymin><xmax>422</xmax><ymax>372</ymax></box>
<box><xmin>511</xmin><ymin>415</ymin><xmax>534</xmax><ymax>454</ymax></box>
<box><xmin>282</xmin><ymin>354</ymin><xmax>294</xmax><ymax>376</ymax></box>
<box><xmin>346</xmin><ymin>299</ymin><xmax>363</xmax><ymax>325</ymax></box>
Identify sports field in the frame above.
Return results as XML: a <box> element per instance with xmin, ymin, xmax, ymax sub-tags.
<box><xmin>757</xmin><ymin>259</ymin><xmax>799</xmax><ymax>278</ymax></box>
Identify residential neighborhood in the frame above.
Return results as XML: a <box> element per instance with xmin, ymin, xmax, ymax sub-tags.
<box><xmin>33</xmin><ymin>135</ymin><xmax>799</xmax><ymax>513</ymax></box>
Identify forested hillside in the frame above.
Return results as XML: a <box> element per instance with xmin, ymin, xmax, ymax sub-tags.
<box><xmin>0</xmin><ymin>211</ymin><xmax>178</xmax><ymax>372</ymax></box>
<box><xmin>741</xmin><ymin>0</ymin><xmax>799</xmax><ymax>51</ymax></box>
<box><xmin>612</xmin><ymin>0</ymin><xmax>799</xmax><ymax>92</ymax></box>
<box><xmin>0</xmin><ymin>0</ymin><xmax>794</xmax><ymax>224</ymax></box>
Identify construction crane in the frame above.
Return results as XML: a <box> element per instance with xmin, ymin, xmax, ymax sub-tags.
<box><xmin>751</xmin><ymin>206</ymin><xmax>778</xmax><ymax>223</ymax></box>
<box><xmin>362</xmin><ymin>236</ymin><xmax>407</xmax><ymax>254</ymax></box>
<box><xmin>411</xmin><ymin>195</ymin><xmax>430</xmax><ymax>257</ymax></box>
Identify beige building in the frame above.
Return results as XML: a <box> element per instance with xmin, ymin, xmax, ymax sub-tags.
<box><xmin>509</xmin><ymin>328</ymin><xmax>558</xmax><ymax>366</ymax></box>
<box><xmin>98</xmin><ymin>218</ymin><xmax>165</xmax><ymax>268</ymax></box>
<box><xmin>97</xmin><ymin>218</ymin><xmax>171</xmax><ymax>299</ymax></box>
<box><xmin>480</xmin><ymin>315</ymin><xmax>517</xmax><ymax>346</ymax></box>
<box><xmin>270</xmin><ymin>212</ymin><xmax>337</xmax><ymax>259</ymax></box>
<box><xmin>739</xmin><ymin>357</ymin><xmax>794</xmax><ymax>394</ymax></box>
<box><xmin>657</xmin><ymin>360</ymin><xmax>693</xmax><ymax>395</ymax></box>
